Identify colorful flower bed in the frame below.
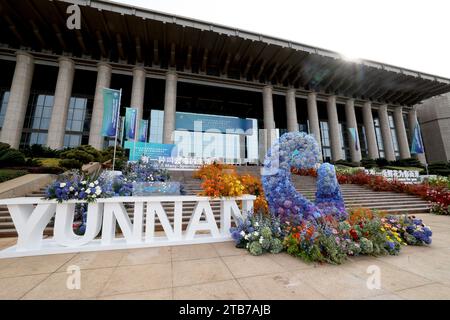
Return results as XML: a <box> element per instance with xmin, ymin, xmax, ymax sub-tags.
<box><xmin>231</xmin><ymin>208</ymin><xmax>432</xmax><ymax>264</ymax></box>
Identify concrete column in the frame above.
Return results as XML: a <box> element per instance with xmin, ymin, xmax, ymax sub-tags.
<box><xmin>408</xmin><ymin>107</ymin><xmax>427</xmax><ymax>164</ymax></box>
<box><xmin>286</xmin><ymin>88</ymin><xmax>298</xmax><ymax>132</ymax></box>
<box><xmin>162</xmin><ymin>71</ymin><xmax>177</xmax><ymax>144</ymax></box>
<box><xmin>88</xmin><ymin>62</ymin><xmax>112</xmax><ymax>149</ymax></box>
<box><xmin>345</xmin><ymin>99</ymin><xmax>362</xmax><ymax>163</ymax></box>
<box><xmin>307</xmin><ymin>92</ymin><xmax>322</xmax><ymax>156</ymax></box>
<box><xmin>393</xmin><ymin>106</ymin><xmax>411</xmax><ymax>159</ymax></box>
<box><xmin>131</xmin><ymin>67</ymin><xmax>146</xmax><ymax>132</ymax></box>
<box><xmin>47</xmin><ymin>57</ymin><xmax>75</xmax><ymax>149</ymax></box>
<box><xmin>239</xmin><ymin>134</ymin><xmax>246</xmax><ymax>162</ymax></box>
<box><xmin>263</xmin><ymin>85</ymin><xmax>276</xmax><ymax>145</ymax></box>
<box><xmin>362</xmin><ymin>101</ymin><xmax>379</xmax><ymax>159</ymax></box>
<box><xmin>0</xmin><ymin>52</ymin><xmax>34</xmax><ymax>148</ymax></box>
<box><xmin>378</xmin><ymin>104</ymin><xmax>395</xmax><ymax>161</ymax></box>
<box><xmin>258</xmin><ymin>85</ymin><xmax>276</xmax><ymax>163</ymax></box>
<box><xmin>327</xmin><ymin>95</ymin><xmax>343</xmax><ymax>161</ymax></box>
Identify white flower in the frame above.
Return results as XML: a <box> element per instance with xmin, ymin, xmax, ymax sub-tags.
<box><xmin>244</xmin><ymin>235</ymin><xmax>249</xmax><ymax>240</ymax></box>
<box><xmin>259</xmin><ymin>237</ymin><xmax>264</xmax><ymax>244</ymax></box>
<box><xmin>94</xmin><ymin>180</ymin><xmax>99</xmax><ymax>185</ymax></box>
<box><xmin>253</xmin><ymin>231</ymin><xmax>259</xmax><ymax>237</ymax></box>
<box><xmin>95</xmin><ymin>189</ymin><xmax>102</xmax><ymax>195</ymax></box>
<box><xmin>69</xmin><ymin>186</ymin><xmax>74</xmax><ymax>192</ymax></box>
<box><xmin>59</xmin><ymin>183</ymin><xmax>66</xmax><ymax>188</ymax></box>
<box><xmin>74</xmin><ymin>192</ymin><xmax>78</xmax><ymax>196</ymax></box>
<box><xmin>255</xmin><ymin>222</ymin><xmax>259</xmax><ymax>227</ymax></box>
<box><xmin>81</xmin><ymin>181</ymin><xmax>87</xmax><ymax>185</ymax></box>
<box><xmin>92</xmin><ymin>194</ymin><xmax>97</xmax><ymax>198</ymax></box>
<box><xmin>89</xmin><ymin>183</ymin><xmax>95</xmax><ymax>188</ymax></box>
<box><xmin>85</xmin><ymin>189</ymin><xmax>91</xmax><ymax>194</ymax></box>
<box><xmin>96</xmin><ymin>186</ymin><xmax>101</xmax><ymax>190</ymax></box>
<box><xmin>240</xmin><ymin>231</ymin><xmax>246</xmax><ymax>237</ymax></box>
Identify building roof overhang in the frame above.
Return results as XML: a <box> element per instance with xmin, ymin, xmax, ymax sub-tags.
<box><xmin>0</xmin><ymin>0</ymin><xmax>449</xmax><ymax>106</ymax></box>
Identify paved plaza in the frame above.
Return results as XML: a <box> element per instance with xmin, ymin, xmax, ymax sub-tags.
<box><xmin>0</xmin><ymin>214</ymin><xmax>449</xmax><ymax>300</ymax></box>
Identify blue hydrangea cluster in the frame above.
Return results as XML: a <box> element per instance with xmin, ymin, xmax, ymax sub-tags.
<box><xmin>99</xmin><ymin>174</ymin><xmax>134</xmax><ymax>197</ymax></box>
<box><xmin>262</xmin><ymin>131</ymin><xmax>346</xmax><ymax>223</ymax></box>
<box><xmin>315</xmin><ymin>163</ymin><xmax>347</xmax><ymax>220</ymax></box>
<box><xmin>45</xmin><ymin>171</ymin><xmax>104</xmax><ymax>203</ymax></box>
<box><xmin>123</xmin><ymin>159</ymin><xmax>170</xmax><ymax>183</ymax></box>
<box><xmin>406</xmin><ymin>217</ymin><xmax>433</xmax><ymax>245</ymax></box>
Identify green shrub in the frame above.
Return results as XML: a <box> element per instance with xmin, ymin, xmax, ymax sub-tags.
<box><xmin>333</xmin><ymin>159</ymin><xmax>360</xmax><ymax>168</ymax></box>
<box><xmin>21</xmin><ymin>144</ymin><xmax>60</xmax><ymax>158</ymax></box>
<box><xmin>427</xmin><ymin>161</ymin><xmax>450</xmax><ymax>177</ymax></box>
<box><xmin>360</xmin><ymin>158</ymin><xmax>377</xmax><ymax>169</ymax></box>
<box><xmin>76</xmin><ymin>145</ymin><xmax>102</xmax><ymax>162</ymax></box>
<box><xmin>25</xmin><ymin>158</ymin><xmax>42</xmax><ymax>167</ymax></box>
<box><xmin>0</xmin><ymin>142</ymin><xmax>10</xmax><ymax>151</ymax></box>
<box><xmin>59</xmin><ymin>159</ymin><xmax>83</xmax><ymax>170</ymax></box>
<box><xmin>101</xmin><ymin>146</ymin><xmax>128</xmax><ymax>170</ymax></box>
<box><xmin>60</xmin><ymin>145</ymin><xmax>102</xmax><ymax>165</ymax></box>
<box><xmin>375</xmin><ymin>158</ymin><xmax>389</xmax><ymax>167</ymax></box>
<box><xmin>27</xmin><ymin>166</ymin><xmax>65</xmax><ymax>174</ymax></box>
<box><xmin>0</xmin><ymin>169</ymin><xmax>28</xmax><ymax>183</ymax></box>
<box><xmin>0</xmin><ymin>147</ymin><xmax>26</xmax><ymax>168</ymax></box>
<box><xmin>390</xmin><ymin>157</ymin><xmax>423</xmax><ymax>168</ymax></box>
<box><xmin>61</xmin><ymin>150</ymin><xmax>94</xmax><ymax>164</ymax></box>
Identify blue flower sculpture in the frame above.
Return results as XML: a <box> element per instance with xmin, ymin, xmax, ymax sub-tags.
<box><xmin>261</xmin><ymin>131</ymin><xmax>346</xmax><ymax>223</ymax></box>
<box><xmin>315</xmin><ymin>163</ymin><xmax>347</xmax><ymax>220</ymax></box>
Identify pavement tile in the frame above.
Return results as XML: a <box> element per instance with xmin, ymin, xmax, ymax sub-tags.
<box><xmin>174</xmin><ymin>280</ymin><xmax>248</xmax><ymax>300</ymax></box>
<box><xmin>0</xmin><ymin>274</ymin><xmax>49</xmax><ymax>300</ymax></box>
<box><xmin>22</xmin><ymin>268</ymin><xmax>114</xmax><ymax>300</ymax></box>
<box><xmin>238</xmin><ymin>272</ymin><xmax>325</xmax><ymax>300</ymax></box>
<box><xmin>222</xmin><ymin>255</ymin><xmax>284</xmax><ymax>278</ymax></box>
<box><xmin>171</xmin><ymin>243</ymin><xmax>218</xmax><ymax>261</ymax></box>
<box><xmin>173</xmin><ymin>258</ymin><xmax>233</xmax><ymax>287</ymax></box>
<box><xmin>98</xmin><ymin>288</ymin><xmax>172</xmax><ymax>300</ymax></box>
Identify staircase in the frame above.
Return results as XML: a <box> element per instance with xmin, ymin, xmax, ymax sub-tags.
<box><xmin>0</xmin><ymin>166</ymin><xmax>431</xmax><ymax>238</ymax></box>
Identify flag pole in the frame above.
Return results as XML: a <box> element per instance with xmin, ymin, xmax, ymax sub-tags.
<box><xmin>133</xmin><ymin>113</ymin><xmax>137</xmax><ymax>162</ymax></box>
<box><xmin>112</xmin><ymin>88</ymin><xmax>122</xmax><ymax>171</ymax></box>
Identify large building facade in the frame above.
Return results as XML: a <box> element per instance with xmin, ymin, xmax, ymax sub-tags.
<box><xmin>1</xmin><ymin>0</ymin><xmax>449</xmax><ymax>164</ymax></box>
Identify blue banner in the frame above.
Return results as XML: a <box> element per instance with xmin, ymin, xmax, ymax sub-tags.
<box><xmin>124</xmin><ymin>141</ymin><xmax>176</xmax><ymax>161</ymax></box>
<box><xmin>411</xmin><ymin>123</ymin><xmax>424</xmax><ymax>154</ymax></box>
<box><xmin>138</xmin><ymin>119</ymin><xmax>149</xmax><ymax>142</ymax></box>
<box><xmin>348</xmin><ymin>127</ymin><xmax>359</xmax><ymax>151</ymax></box>
<box><xmin>101</xmin><ymin>88</ymin><xmax>121</xmax><ymax>137</ymax></box>
<box><xmin>175</xmin><ymin>112</ymin><xmax>253</xmax><ymax>135</ymax></box>
<box><xmin>125</xmin><ymin>108</ymin><xmax>137</xmax><ymax>140</ymax></box>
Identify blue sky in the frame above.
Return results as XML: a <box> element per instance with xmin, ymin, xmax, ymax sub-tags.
<box><xmin>117</xmin><ymin>0</ymin><xmax>450</xmax><ymax>78</ymax></box>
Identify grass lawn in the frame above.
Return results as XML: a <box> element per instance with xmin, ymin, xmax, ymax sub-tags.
<box><xmin>36</xmin><ymin>158</ymin><xmax>61</xmax><ymax>167</ymax></box>
<box><xmin>0</xmin><ymin>169</ymin><xmax>28</xmax><ymax>183</ymax></box>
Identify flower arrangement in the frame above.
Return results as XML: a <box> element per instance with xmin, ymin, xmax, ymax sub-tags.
<box><xmin>99</xmin><ymin>173</ymin><xmax>133</xmax><ymax>197</ymax></box>
<box><xmin>389</xmin><ymin>215</ymin><xmax>433</xmax><ymax>245</ymax></box>
<box><xmin>195</xmin><ymin>164</ymin><xmax>269</xmax><ymax>213</ymax></box>
<box><xmin>230</xmin><ymin>212</ymin><xmax>284</xmax><ymax>256</ymax></box>
<box><xmin>193</xmin><ymin>162</ymin><xmax>235</xmax><ymax>180</ymax></box>
<box><xmin>122</xmin><ymin>159</ymin><xmax>170</xmax><ymax>183</ymax></box>
<box><xmin>199</xmin><ymin>172</ymin><xmax>244</xmax><ymax>197</ymax></box>
<box><xmin>45</xmin><ymin>171</ymin><xmax>104</xmax><ymax>203</ymax></box>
